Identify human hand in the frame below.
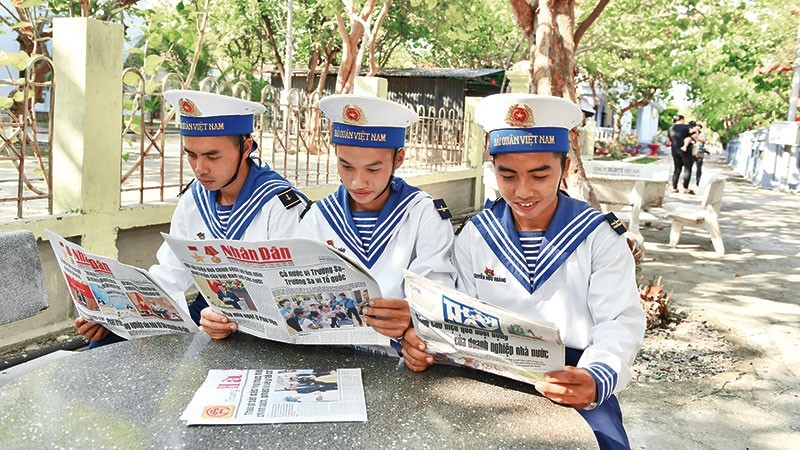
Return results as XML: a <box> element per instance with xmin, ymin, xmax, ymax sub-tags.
<box><xmin>361</xmin><ymin>298</ymin><xmax>411</xmax><ymax>338</ymax></box>
<box><xmin>534</xmin><ymin>366</ymin><xmax>597</xmax><ymax>410</ymax></box>
<box><xmin>199</xmin><ymin>307</ymin><xmax>237</xmax><ymax>340</ymax></box>
<box><xmin>74</xmin><ymin>317</ymin><xmax>110</xmax><ymax>342</ymax></box>
<box><xmin>400</xmin><ymin>327</ymin><xmax>434</xmax><ymax>372</ymax></box>
<box><xmin>626</xmin><ymin>237</ymin><xmax>645</xmax><ymax>265</ymax></box>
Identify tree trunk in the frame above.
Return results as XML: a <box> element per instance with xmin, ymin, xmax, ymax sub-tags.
<box><xmin>512</xmin><ymin>0</ymin><xmax>600</xmax><ymax>208</ymax></box>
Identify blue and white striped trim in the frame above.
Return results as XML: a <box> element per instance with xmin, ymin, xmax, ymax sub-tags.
<box><xmin>584</xmin><ymin>362</ymin><xmax>618</xmax><ymax>406</ymax></box>
<box><xmin>192</xmin><ymin>179</ymin><xmax>293</xmax><ymax>240</ymax></box>
<box><xmin>317</xmin><ymin>190</ymin><xmax>426</xmax><ymax>268</ymax></box>
<box><xmin>472</xmin><ymin>210</ymin><xmax>531</xmax><ymax>292</ymax></box>
<box><xmin>532</xmin><ymin>208</ymin><xmax>605</xmax><ymax>291</ymax></box>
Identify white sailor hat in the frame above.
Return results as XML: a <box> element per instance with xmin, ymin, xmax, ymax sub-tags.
<box><xmin>318</xmin><ymin>94</ymin><xmax>419</xmax><ymax>149</ymax></box>
<box><xmin>163</xmin><ymin>89</ymin><xmax>266</xmax><ymax>137</ymax></box>
<box><xmin>475</xmin><ymin>93</ymin><xmax>582</xmax><ymax>155</ymax></box>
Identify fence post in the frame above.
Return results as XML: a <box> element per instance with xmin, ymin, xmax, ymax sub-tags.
<box><xmin>465</xmin><ymin>96</ymin><xmax>486</xmax><ymax>211</ymax></box>
<box><xmin>354</xmin><ymin>76</ymin><xmax>388</xmax><ymax>99</ymax></box>
<box><xmin>52</xmin><ymin>18</ymin><xmax>123</xmax><ymax>256</ymax></box>
<box><xmin>506</xmin><ymin>61</ymin><xmax>532</xmax><ymax>94</ymax></box>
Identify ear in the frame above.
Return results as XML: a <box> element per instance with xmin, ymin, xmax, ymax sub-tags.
<box><xmin>563</xmin><ymin>155</ymin><xmax>572</xmax><ymax>174</ymax></box>
<box><xmin>394</xmin><ymin>148</ymin><xmax>405</xmax><ymax>169</ymax></box>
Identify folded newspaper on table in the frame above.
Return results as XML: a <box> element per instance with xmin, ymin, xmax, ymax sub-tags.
<box><xmin>162</xmin><ymin>234</ymin><xmax>389</xmax><ymax>347</ymax></box>
<box><xmin>46</xmin><ymin>230</ymin><xmax>199</xmax><ymax>339</ymax></box>
<box><xmin>403</xmin><ymin>270</ymin><xmax>565</xmax><ymax>384</ymax></box>
<box><xmin>181</xmin><ymin>368</ymin><xmax>367</xmax><ymax>425</ymax></box>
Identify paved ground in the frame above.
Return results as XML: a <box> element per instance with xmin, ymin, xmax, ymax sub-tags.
<box><xmin>620</xmin><ymin>155</ymin><xmax>800</xmax><ymax>449</ymax></box>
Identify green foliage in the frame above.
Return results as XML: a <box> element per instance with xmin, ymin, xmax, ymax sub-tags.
<box><xmin>658</xmin><ymin>107</ymin><xmax>679</xmax><ymax>131</ymax></box>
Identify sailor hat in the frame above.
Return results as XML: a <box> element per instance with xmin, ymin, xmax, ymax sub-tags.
<box><xmin>318</xmin><ymin>94</ymin><xmax>419</xmax><ymax>149</ymax></box>
<box><xmin>163</xmin><ymin>90</ymin><xmax>266</xmax><ymax>137</ymax></box>
<box><xmin>475</xmin><ymin>93</ymin><xmax>582</xmax><ymax>155</ymax></box>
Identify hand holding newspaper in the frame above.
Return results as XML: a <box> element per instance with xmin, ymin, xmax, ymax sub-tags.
<box><xmin>47</xmin><ymin>230</ymin><xmax>199</xmax><ymax>339</ymax></box>
<box><xmin>47</xmin><ymin>230</ymin><xmax>389</xmax><ymax>346</ymax></box>
<box><xmin>162</xmin><ymin>234</ymin><xmax>389</xmax><ymax>346</ymax></box>
<box><xmin>403</xmin><ymin>270</ymin><xmax>565</xmax><ymax>384</ymax></box>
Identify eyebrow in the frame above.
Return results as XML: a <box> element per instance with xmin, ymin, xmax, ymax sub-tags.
<box><xmin>183</xmin><ymin>147</ymin><xmax>221</xmax><ymax>156</ymax></box>
<box><xmin>496</xmin><ymin>164</ymin><xmax>551</xmax><ymax>174</ymax></box>
<box><xmin>337</xmin><ymin>156</ymin><xmax>384</xmax><ymax>167</ymax></box>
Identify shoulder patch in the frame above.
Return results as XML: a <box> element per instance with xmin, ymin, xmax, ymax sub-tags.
<box><xmin>432</xmin><ymin>198</ymin><xmax>452</xmax><ymax>220</ymax></box>
<box><xmin>278</xmin><ymin>188</ymin><xmax>302</xmax><ymax>210</ymax></box>
<box><xmin>605</xmin><ymin>212</ymin><xmax>627</xmax><ymax>235</ymax></box>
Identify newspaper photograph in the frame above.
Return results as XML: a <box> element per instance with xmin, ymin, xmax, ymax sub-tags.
<box><xmin>46</xmin><ymin>230</ymin><xmax>199</xmax><ymax>339</ymax></box>
<box><xmin>403</xmin><ymin>270</ymin><xmax>565</xmax><ymax>384</ymax></box>
<box><xmin>180</xmin><ymin>369</ymin><xmax>367</xmax><ymax>425</ymax></box>
<box><xmin>163</xmin><ymin>234</ymin><xmax>390</xmax><ymax>347</ymax></box>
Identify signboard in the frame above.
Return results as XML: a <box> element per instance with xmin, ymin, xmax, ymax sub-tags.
<box><xmin>768</xmin><ymin>121</ymin><xmax>800</xmax><ymax>146</ymax></box>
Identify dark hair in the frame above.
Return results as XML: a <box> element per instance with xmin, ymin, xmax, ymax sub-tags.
<box><xmin>672</xmin><ymin>114</ymin><xmax>684</xmax><ymax>123</ymax></box>
<box><xmin>294</xmin><ymin>307</ymin><xmax>306</xmax><ymax>315</ymax></box>
<box><xmin>688</xmin><ymin>121</ymin><xmax>697</xmax><ymax>128</ymax></box>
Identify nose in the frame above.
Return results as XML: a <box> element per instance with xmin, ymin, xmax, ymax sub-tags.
<box><xmin>193</xmin><ymin>157</ymin><xmax>208</xmax><ymax>176</ymax></box>
<box><xmin>516</xmin><ymin>176</ymin><xmax>535</xmax><ymax>199</ymax></box>
<box><xmin>351</xmin><ymin>170</ymin><xmax>367</xmax><ymax>189</ymax></box>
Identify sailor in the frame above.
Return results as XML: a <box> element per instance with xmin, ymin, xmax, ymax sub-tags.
<box><xmin>75</xmin><ymin>90</ymin><xmax>306</xmax><ymax>345</ymax></box>
<box><xmin>399</xmin><ymin>93</ymin><xmax>646</xmax><ymax>449</ymax></box>
<box><xmin>296</xmin><ymin>94</ymin><xmax>457</xmax><ymax>345</ymax></box>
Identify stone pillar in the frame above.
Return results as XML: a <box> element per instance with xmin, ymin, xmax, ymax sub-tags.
<box><xmin>52</xmin><ymin>18</ymin><xmax>123</xmax><ymax>256</ymax></box>
<box><xmin>506</xmin><ymin>61</ymin><xmax>532</xmax><ymax>94</ymax></box>
<box><xmin>354</xmin><ymin>76</ymin><xmax>388</xmax><ymax>99</ymax></box>
<box><xmin>465</xmin><ymin>96</ymin><xmax>488</xmax><ymax>211</ymax></box>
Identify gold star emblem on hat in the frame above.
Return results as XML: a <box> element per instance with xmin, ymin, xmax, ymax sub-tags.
<box><xmin>179</xmin><ymin>98</ymin><xmax>201</xmax><ymax>117</ymax></box>
<box><xmin>342</xmin><ymin>105</ymin><xmax>367</xmax><ymax>125</ymax></box>
<box><xmin>505</xmin><ymin>104</ymin><xmax>536</xmax><ymax>127</ymax></box>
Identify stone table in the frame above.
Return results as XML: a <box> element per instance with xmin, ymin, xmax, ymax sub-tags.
<box><xmin>0</xmin><ymin>333</ymin><xmax>597</xmax><ymax>449</ymax></box>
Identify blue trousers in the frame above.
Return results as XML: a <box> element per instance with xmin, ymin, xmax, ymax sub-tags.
<box><xmin>88</xmin><ymin>294</ymin><xmax>206</xmax><ymax>349</ymax></box>
<box><xmin>566</xmin><ymin>347</ymin><xmax>631</xmax><ymax>450</ymax></box>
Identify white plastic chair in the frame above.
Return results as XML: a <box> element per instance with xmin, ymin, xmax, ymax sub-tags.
<box><xmin>665</xmin><ymin>176</ymin><xmax>727</xmax><ymax>255</ymax></box>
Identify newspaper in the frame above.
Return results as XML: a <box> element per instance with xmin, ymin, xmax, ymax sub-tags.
<box><xmin>46</xmin><ymin>230</ymin><xmax>199</xmax><ymax>339</ymax></box>
<box><xmin>403</xmin><ymin>270</ymin><xmax>565</xmax><ymax>384</ymax></box>
<box><xmin>162</xmin><ymin>234</ymin><xmax>390</xmax><ymax>347</ymax></box>
<box><xmin>180</xmin><ymin>369</ymin><xmax>367</xmax><ymax>425</ymax></box>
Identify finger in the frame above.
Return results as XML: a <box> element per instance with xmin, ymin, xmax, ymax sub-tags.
<box><xmin>364</xmin><ymin>316</ymin><xmax>409</xmax><ymax>332</ymax></box>
<box><xmin>366</xmin><ymin>298</ymin><xmax>409</xmax><ymax>310</ymax></box>
<box><xmin>73</xmin><ymin>317</ymin><xmax>86</xmax><ymax>328</ymax></box>
<box><xmin>200</xmin><ymin>307</ymin><xmax>229</xmax><ymax>322</ymax></box>
<box><xmin>404</xmin><ymin>328</ymin><xmax>426</xmax><ymax>350</ymax></box>
<box><xmin>402</xmin><ymin>345</ymin><xmax>433</xmax><ymax>371</ymax></box>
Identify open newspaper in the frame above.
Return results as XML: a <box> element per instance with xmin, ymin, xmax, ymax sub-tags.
<box><xmin>180</xmin><ymin>369</ymin><xmax>367</xmax><ymax>425</ymax></box>
<box><xmin>162</xmin><ymin>234</ymin><xmax>389</xmax><ymax>347</ymax></box>
<box><xmin>403</xmin><ymin>270</ymin><xmax>565</xmax><ymax>384</ymax></box>
<box><xmin>46</xmin><ymin>230</ymin><xmax>199</xmax><ymax>339</ymax></box>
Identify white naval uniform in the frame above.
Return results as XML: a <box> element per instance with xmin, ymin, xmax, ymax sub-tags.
<box><xmin>454</xmin><ymin>193</ymin><xmax>645</xmax><ymax>404</ymax></box>
<box><xmin>149</xmin><ymin>160</ymin><xmax>306</xmax><ymax>305</ymax></box>
<box><xmin>296</xmin><ymin>178</ymin><xmax>456</xmax><ymax>299</ymax></box>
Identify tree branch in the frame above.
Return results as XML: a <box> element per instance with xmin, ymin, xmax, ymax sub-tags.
<box><xmin>574</xmin><ymin>0</ymin><xmax>609</xmax><ymax>47</ymax></box>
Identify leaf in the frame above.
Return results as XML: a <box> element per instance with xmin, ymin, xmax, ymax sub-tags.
<box><xmin>121</xmin><ymin>152</ymin><xmax>131</xmax><ymax>162</ymax></box>
<box><xmin>144</xmin><ymin>79</ymin><xmax>161</xmax><ymax>94</ymax></box>
<box><xmin>0</xmin><ymin>97</ymin><xmax>13</xmax><ymax>110</ymax></box>
<box><xmin>127</xmin><ymin>47</ymin><xmax>144</xmax><ymax>55</ymax></box>
<box><xmin>18</xmin><ymin>0</ymin><xmax>46</xmax><ymax>7</ymax></box>
<box><xmin>123</xmin><ymin>71</ymin><xmax>142</xmax><ymax>87</ymax></box>
<box><xmin>13</xmin><ymin>91</ymin><xmax>26</xmax><ymax>102</ymax></box>
<box><xmin>11</xmin><ymin>51</ymin><xmax>31</xmax><ymax>71</ymax></box>
<box><xmin>144</xmin><ymin>54</ymin><xmax>165</xmax><ymax>76</ymax></box>
<box><xmin>11</xmin><ymin>22</ymin><xmax>32</xmax><ymax>29</ymax></box>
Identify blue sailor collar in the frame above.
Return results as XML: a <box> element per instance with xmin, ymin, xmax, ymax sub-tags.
<box><xmin>192</xmin><ymin>159</ymin><xmax>299</xmax><ymax>240</ymax></box>
<box><xmin>317</xmin><ymin>177</ymin><xmax>426</xmax><ymax>268</ymax></box>
<box><xmin>473</xmin><ymin>192</ymin><xmax>606</xmax><ymax>293</ymax></box>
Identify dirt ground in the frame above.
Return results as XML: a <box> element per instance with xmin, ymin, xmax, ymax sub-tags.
<box><xmin>619</xmin><ymin>156</ymin><xmax>800</xmax><ymax>449</ymax></box>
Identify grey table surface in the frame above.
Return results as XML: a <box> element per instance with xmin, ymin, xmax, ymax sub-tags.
<box><xmin>0</xmin><ymin>332</ymin><xmax>598</xmax><ymax>449</ymax></box>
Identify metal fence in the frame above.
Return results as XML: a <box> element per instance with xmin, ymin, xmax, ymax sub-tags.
<box><xmin>120</xmin><ymin>75</ymin><xmax>473</xmax><ymax>206</ymax></box>
<box><xmin>0</xmin><ymin>56</ymin><xmax>54</xmax><ymax>219</ymax></box>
